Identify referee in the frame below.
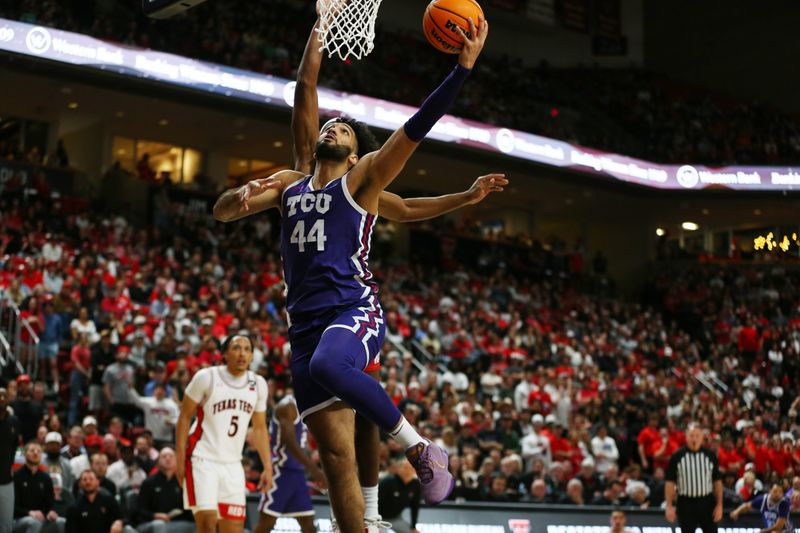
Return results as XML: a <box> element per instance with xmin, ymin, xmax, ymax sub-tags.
<box><xmin>665</xmin><ymin>423</ymin><xmax>723</xmax><ymax>533</ymax></box>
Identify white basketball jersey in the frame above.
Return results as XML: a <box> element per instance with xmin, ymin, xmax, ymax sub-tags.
<box><xmin>185</xmin><ymin>366</ymin><xmax>268</xmax><ymax>464</ymax></box>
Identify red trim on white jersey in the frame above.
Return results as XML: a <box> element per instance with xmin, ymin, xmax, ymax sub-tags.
<box><xmin>185</xmin><ymin>406</ymin><xmax>204</xmax><ymax>506</ymax></box>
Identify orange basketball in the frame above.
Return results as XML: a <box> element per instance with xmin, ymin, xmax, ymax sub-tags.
<box><xmin>423</xmin><ymin>0</ymin><xmax>484</xmax><ymax>54</ymax></box>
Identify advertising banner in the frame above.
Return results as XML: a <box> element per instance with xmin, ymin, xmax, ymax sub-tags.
<box><xmin>2</xmin><ymin>18</ymin><xmax>799</xmax><ymax>191</ymax></box>
<box><xmin>244</xmin><ymin>499</ymin><xmax>794</xmax><ymax>533</ymax></box>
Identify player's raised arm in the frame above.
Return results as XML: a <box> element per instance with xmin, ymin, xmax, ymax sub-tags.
<box><xmin>352</xmin><ymin>16</ymin><xmax>488</xmax><ymax>193</ymax></box>
<box><xmin>213</xmin><ymin>170</ymin><xmax>301</xmax><ymax>223</ymax></box>
<box><xmin>379</xmin><ymin>173</ymin><xmax>507</xmax><ymax>222</ymax></box>
<box><xmin>292</xmin><ymin>4</ymin><xmax>324</xmax><ymax>174</ymax></box>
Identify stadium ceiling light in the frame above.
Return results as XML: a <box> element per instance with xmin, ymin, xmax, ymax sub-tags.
<box><xmin>702</xmin><ymin>208</ymin><xmax>710</xmax><ymax>215</ymax></box>
<box><xmin>754</xmin><ymin>209</ymin><xmax>762</xmax><ymax>215</ymax></box>
<box><xmin>273</xmin><ymin>141</ymin><xmax>284</xmax><ymax>148</ymax></box>
<box><xmin>67</xmin><ymin>102</ymin><xmax>79</xmax><ymax>109</ymax></box>
<box><xmin>656</xmin><ymin>228</ymin><xmax>665</xmax><ymax>237</ymax></box>
<box><xmin>417</xmin><ymin>169</ymin><xmax>427</xmax><ymax>176</ymax></box>
<box><xmin>159</xmin><ymin>119</ymin><xmax>169</xmax><ymax>126</ymax></box>
<box><xmin>682</xmin><ymin>222</ymin><xmax>699</xmax><ymax>231</ymax></box>
<box><xmin>115</xmin><ymin>111</ymin><xmax>125</xmax><ymax>118</ymax></box>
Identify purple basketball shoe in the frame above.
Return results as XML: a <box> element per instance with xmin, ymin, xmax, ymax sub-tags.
<box><xmin>405</xmin><ymin>440</ymin><xmax>454</xmax><ymax>504</ymax></box>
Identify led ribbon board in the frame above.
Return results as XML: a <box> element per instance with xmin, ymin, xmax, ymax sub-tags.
<box><xmin>2</xmin><ymin>18</ymin><xmax>799</xmax><ymax>191</ymax></box>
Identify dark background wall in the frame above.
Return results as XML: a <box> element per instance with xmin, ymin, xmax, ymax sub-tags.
<box><xmin>644</xmin><ymin>1</ymin><xmax>800</xmax><ymax>114</ymax></box>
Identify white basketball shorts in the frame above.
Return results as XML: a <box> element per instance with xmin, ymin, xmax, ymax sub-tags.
<box><xmin>183</xmin><ymin>456</ymin><xmax>247</xmax><ymax>520</ymax></box>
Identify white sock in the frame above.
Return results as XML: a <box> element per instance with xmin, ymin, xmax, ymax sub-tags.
<box><xmin>362</xmin><ymin>485</ymin><xmax>379</xmax><ymax>520</ymax></box>
<box><xmin>389</xmin><ymin>417</ymin><xmax>425</xmax><ymax>449</ymax></box>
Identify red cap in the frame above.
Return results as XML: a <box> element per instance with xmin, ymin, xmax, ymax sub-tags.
<box><xmin>118</xmin><ymin>438</ymin><xmax>132</xmax><ymax>448</ymax></box>
<box><xmin>85</xmin><ymin>435</ymin><xmax>104</xmax><ymax>447</ymax></box>
<box><xmin>16</xmin><ymin>374</ymin><xmax>31</xmax><ymax>383</ymax></box>
<box><xmin>117</xmin><ymin>345</ymin><xmax>131</xmax><ymax>354</ymax></box>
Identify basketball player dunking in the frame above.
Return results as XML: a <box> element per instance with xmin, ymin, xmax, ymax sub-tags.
<box><xmin>176</xmin><ymin>334</ymin><xmax>272</xmax><ymax>533</ymax></box>
<box><xmin>254</xmin><ymin>395</ymin><xmax>325</xmax><ymax>533</ymax></box>
<box><xmin>213</xmin><ymin>15</ymin><xmax>488</xmax><ymax>533</ymax></box>
<box><xmin>290</xmin><ymin>5</ymin><xmax>504</xmax><ymax>531</ymax></box>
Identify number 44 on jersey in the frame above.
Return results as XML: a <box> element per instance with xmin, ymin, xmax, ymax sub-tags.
<box><xmin>290</xmin><ymin>220</ymin><xmax>327</xmax><ymax>252</ymax></box>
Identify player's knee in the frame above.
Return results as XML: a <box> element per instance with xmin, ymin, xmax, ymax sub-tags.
<box><xmin>319</xmin><ymin>443</ymin><xmax>355</xmax><ymax>470</ymax></box>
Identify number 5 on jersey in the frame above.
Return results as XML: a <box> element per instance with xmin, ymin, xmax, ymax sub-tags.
<box><xmin>290</xmin><ymin>220</ymin><xmax>327</xmax><ymax>252</ymax></box>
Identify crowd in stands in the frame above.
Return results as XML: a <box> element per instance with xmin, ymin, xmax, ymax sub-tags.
<box><xmin>2</xmin><ymin>0</ymin><xmax>800</xmax><ymax>166</ymax></box>
<box><xmin>0</xmin><ymin>138</ymin><xmax>70</xmax><ymax>168</ymax></box>
<box><xmin>1</xmin><ymin>174</ymin><xmax>800</xmax><ymax>532</ymax></box>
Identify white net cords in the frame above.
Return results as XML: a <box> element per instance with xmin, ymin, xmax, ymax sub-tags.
<box><xmin>316</xmin><ymin>0</ymin><xmax>385</xmax><ymax>61</ymax></box>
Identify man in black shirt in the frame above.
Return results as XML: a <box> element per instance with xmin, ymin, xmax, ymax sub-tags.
<box><xmin>665</xmin><ymin>423</ymin><xmax>723</xmax><ymax>533</ymax></box>
<box><xmin>136</xmin><ymin>448</ymin><xmax>194</xmax><ymax>533</ymax></box>
<box><xmin>0</xmin><ymin>387</ymin><xmax>19</xmax><ymax>533</ymax></box>
<box><xmin>378</xmin><ymin>455</ymin><xmax>420</xmax><ymax>533</ymax></box>
<box><xmin>89</xmin><ymin>331</ymin><xmax>115</xmax><ymax>416</ymax></box>
<box><xmin>66</xmin><ymin>470</ymin><xmax>134</xmax><ymax>533</ymax></box>
<box><xmin>10</xmin><ymin>375</ymin><xmax>44</xmax><ymax>444</ymax></box>
<box><xmin>72</xmin><ymin>452</ymin><xmax>117</xmax><ymax>498</ymax></box>
<box><xmin>591</xmin><ymin>480</ymin><xmax>624</xmax><ymax>506</ymax></box>
<box><xmin>13</xmin><ymin>441</ymin><xmax>65</xmax><ymax>532</ymax></box>
<box><xmin>521</xmin><ymin>478</ymin><xmax>551</xmax><ymax>504</ymax></box>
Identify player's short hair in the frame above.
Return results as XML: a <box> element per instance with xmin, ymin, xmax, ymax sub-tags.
<box><xmin>321</xmin><ymin>116</ymin><xmax>379</xmax><ymax>159</ymax></box>
<box><xmin>221</xmin><ymin>333</ymin><xmax>254</xmax><ymax>354</ymax></box>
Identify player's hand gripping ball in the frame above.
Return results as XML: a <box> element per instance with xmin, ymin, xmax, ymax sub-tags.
<box><xmin>423</xmin><ymin>0</ymin><xmax>485</xmax><ymax>54</ymax></box>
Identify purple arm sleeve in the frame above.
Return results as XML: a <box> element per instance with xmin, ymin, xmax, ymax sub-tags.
<box><xmin>403</xmin><ymin>64</ymin><xmax>471</xmax><ymax>142</ymax></box>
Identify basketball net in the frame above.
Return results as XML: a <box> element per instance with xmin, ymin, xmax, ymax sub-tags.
<box><xmin>316</xmin><ymin>0</ymin><xmax>384</xmax><ymax>61</ymax></box>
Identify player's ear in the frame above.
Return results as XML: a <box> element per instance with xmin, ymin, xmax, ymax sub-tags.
<box><xmin>347</xmin><ymin>153</ymin><xmax>359</xmax><ymax>167</ymax></box>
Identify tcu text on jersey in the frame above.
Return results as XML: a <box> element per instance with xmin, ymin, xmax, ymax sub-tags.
<box><xmin>286</xmin><ymin>192</ymin><xmax>332</xmax><ymax>216</ymax></box>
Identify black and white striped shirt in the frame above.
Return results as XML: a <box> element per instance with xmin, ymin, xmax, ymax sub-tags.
<box><xmin>666</xmin><ymin>447</ymin><xmax>721</xmax><ymax>498</ymax></box>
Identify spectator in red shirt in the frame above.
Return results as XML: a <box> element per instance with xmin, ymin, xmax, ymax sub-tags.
<box><xmin>738</xmin><ymin>319</ymin><xmax>760</xmax><ymax>363</ymax></box>
<box><xmin>745</xmin><ymin>431</ymin><xmax>770</xmax><ymax>477</ymax></box>
<box><xmin>637</xmin><ymin>414</ymin><xmax>662</xmax><ymax>471</ymax></box>
<box><xmin>528</xmin><ymin>388</ymin><xmax>553</xmax><ymax>411</ymax></box>
<box><xmin>68</xmin><ymin>332</ymin><xmax>92</xmax><ymax>426</ymax></box>
<box><xmin>718</xmin><ymin>436</ymin><xmax>745</xmax><ymax>476</ymax></box>
<box><xmin>546</xmin><ymin>415</ymin><xmax>571</xmax><ymax>464</ymax></box>
<box><xmin>766</xmin><ymin>435</ymin><xmax>792</xmax><ymax>477</ymax></box>
<box><xmin>652</xmin><ymin>427</ymin><xmax>679</xmax><ymax>471</ymax></box>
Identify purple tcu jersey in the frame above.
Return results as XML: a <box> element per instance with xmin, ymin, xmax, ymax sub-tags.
<box><xmin>280</xmin><ymin>173</ymin><xmax>377</xmax><ymax>320</ymax></box>
<box><xmin>270</xmin><ymin>396</ymin><xmax>308</xmax><ymax>472</ymax></box>
<box><xmin>752</xmin><ymin>494</ymin><xmax>793</xmax><ymax>533</ymax></box>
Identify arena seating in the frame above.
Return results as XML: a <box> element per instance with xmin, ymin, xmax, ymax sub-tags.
<box><xmin>2</xmin><ymin>185</ymin><xmax>799</xmax><ymax>523</ymax></box>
